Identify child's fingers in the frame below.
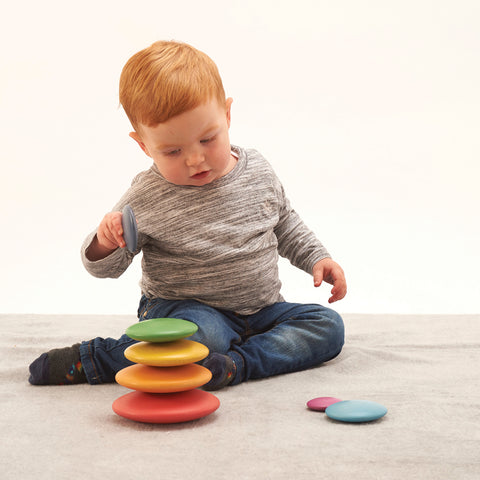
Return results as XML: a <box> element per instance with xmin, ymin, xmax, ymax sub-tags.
<box><xmin>110</xmin><ymin>214</ymin><xmax>126</xmax><ymax>248</ymax></box>
<box><xmin>98</xmin><ymin>228</ymin><xmax>119</xmax><ymax>250</ymax></box>
<box><xmin>328</xmin><ymin>280</ymin><xmax>347</xmax><ymax>303</ymax></box>
<box><xmin>107</xmin><ymin>228</ymin><xmax>125</xmax><ymax>249</ymax></box>
<box><xmin>98</xmin><ymin>212</ymin><xmax>125</xmax><ymax>249</ymax></box>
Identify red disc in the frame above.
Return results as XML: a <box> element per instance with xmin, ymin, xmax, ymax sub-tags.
<box><xmin>112</xmin><ymin>389</ymin><xmax>220</xmax><ymax>424</ymax></box>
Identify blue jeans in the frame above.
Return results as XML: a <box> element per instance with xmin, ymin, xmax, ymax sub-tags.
<box><xmin>79</xmin><ymin>296</ymin><xmax>344</xmax><ymax>386</ymax></box>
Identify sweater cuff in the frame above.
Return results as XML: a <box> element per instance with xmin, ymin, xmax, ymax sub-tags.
<box><xmin>80</xmin><ymin>230</ymin><xmax>128</xmax><ymax>278</ymax></box>
<box><xmin>303</xmin><ymin>251</ymin><xmax>332</xmax><ymax>276</ymax></box>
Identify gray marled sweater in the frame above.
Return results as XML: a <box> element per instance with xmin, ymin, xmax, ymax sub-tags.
<box><xmin>81</xmin><ymin>146</ymin><xmax>330</xmax><ymax>314</ymax></box>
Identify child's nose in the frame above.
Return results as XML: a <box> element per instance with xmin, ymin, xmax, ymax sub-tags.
<box><xmin>186</xmin><ymin>151</ymin><xmax>204</xmax><ymax>167</ymax></box>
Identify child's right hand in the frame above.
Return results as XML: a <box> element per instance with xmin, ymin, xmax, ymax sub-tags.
<box><xmin>85</xmin><ymin>211</ymin><xmax>125</xmax><ymax>261</ymax></box>
<box><xmin>97</xmin><ymin>211</ymin><xmax>126</xmax><ymax>250</ymax></box>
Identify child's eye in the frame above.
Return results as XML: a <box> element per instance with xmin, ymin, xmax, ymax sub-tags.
<box><xmin>200</xmin><ymin>136</ymin><xmax>216</xmax><ymax>144</ymax></box>
<box><xmin>166</xmin><ymin>149</ymin><xmax>181</xmax><ymax>156</ymax></box>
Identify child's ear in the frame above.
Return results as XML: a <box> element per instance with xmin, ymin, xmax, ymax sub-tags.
<box><xmin>225</xmin><ymin>97</ymin><xmax>233</xmax><ymax>128</ymax></box>
<box><xmin>129</xmin><ymin>131</ymin><xmax>152</xmax><ymax>157</ymax></box>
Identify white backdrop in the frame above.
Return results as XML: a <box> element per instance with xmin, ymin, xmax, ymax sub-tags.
<box><xmin>1</xmin><ymin>0</ymin><xmax>479</xmax><ymax>315</ymax></box>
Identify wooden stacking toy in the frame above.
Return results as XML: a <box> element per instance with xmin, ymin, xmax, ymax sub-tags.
<box><xmin>112</xmin><ymin>317</ymin><xmax>220</xmax><ymax>424</ymax></box>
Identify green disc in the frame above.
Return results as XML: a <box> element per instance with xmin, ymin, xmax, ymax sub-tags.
<box><xmin>125</xmin><ymin>318</ymin><xmax>198</xmax><ymax>343</ymax></box>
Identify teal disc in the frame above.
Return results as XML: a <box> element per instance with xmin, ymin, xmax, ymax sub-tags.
<box><xmin>325</xmin><ymin>400</ymin><xmax>387</xmax><ymax>423</ymax></box>
<box><xmin>126</xmin><ymin>318</ymin><xmax>198</xmax><ymax>343</ymax></box>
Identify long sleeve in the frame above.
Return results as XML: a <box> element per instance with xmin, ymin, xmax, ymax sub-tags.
<box><xmin>80</xmin><ymin>230</ymin><xmax>135</xmax><ymax>279</ymax></box>
<box><xmin>274</xmin><ymin>182</ymin><xmax>330</xmax><ymax>274</ymax></box>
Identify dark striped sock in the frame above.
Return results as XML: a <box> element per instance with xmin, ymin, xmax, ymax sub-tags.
<box><xmin>29</xmin><ymin>344</ymin><xmax>87</xmax><ymax>385</ymax></box>
<box><xmin>202</xmin><ymin>353</ymin><xmax>237</xmax><ymax>391</ymax></box>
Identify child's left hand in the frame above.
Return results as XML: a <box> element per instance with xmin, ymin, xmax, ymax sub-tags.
<box><xmin>312</xmin><ymin>258</ymin><xmax>347</xmax><ymax>303</ymax></box>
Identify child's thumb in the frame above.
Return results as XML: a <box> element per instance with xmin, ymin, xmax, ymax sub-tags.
<box><xmin>313</xmin><ymin>266</ymin><xmax>324</xmax><ymax>287</ymax></box>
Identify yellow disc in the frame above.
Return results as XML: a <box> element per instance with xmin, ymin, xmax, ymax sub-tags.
<box><xmin>124</xmin><ymin>339</ymin><xmax>209</xmax><ymax>366</ymax></box>
<box><xmin>115</xmin><ymin>363</ymin><xmax>212</xmax><ymax>393</ymax></box>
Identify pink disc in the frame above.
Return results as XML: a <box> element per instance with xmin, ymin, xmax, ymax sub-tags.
<box><xmin>307</xmin><ymin>396</ymin><xmax>342</xmax><ymax>412</ymax></box>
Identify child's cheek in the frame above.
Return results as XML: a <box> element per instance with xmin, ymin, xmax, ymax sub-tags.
<box><xmin>164</xmin><ymin>165</ymin><xmax>187</xmax><ymax>185</ymax></box>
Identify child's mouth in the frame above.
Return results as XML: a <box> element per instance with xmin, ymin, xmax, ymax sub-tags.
<box><xmin>191</xmin><ymin>170</ymin><xmax>210</xmax><ymax>180</ymax></box>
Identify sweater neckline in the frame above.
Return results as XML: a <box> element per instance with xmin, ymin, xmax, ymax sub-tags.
<box><xmin>150</xmin><ymin>145</ymin><xmax>246</xmax><ymax>190</ymax></box>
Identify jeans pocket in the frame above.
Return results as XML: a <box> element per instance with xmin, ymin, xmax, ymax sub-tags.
<box><xmin>138</xmin><ymin>295</ymin><xmax>161</xmax><ymax>320</ymax></box>
<box><xmin>138</xmin><ymin>296</ymin><xmax>167</xmax><ymax>320</ymax></box>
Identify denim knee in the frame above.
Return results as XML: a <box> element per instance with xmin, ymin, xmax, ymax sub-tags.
<box><xmin>298</xmin><ymin>304</ymin><xmax>345</xmax><ymax>361</ymax></box>
<box><xmin>324</xmin><ymin>308</ymin><xmax>345</xmax><ymax>358</ymax></box>
<box><xmin>137</xmin><ymin>296</ymin><xmax>240</xmax><ymax>355</ymax></box>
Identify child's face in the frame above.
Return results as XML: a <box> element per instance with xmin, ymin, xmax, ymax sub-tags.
<box><xmin>131</xmin><ymin>98</ymin><xmax>236</xmax><ymax>186</ymax></box>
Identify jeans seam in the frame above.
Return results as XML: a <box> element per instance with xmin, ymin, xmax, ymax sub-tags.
<box><xmin>87</xmin><ymin>340</ymin><xmax>101</xmax><ymax>384</ymax></box>
<box><xmin>140</xmin><ymin>297</ymin><xmax>163</xmax><ymax>319</ymax></box>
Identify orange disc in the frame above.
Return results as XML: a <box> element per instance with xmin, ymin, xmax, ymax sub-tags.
<box><xmin>112</xmin><ymin>389</ymin><xmax>220</xmax><ymax>424</ymax></box>
<box><xmin>115</xmin><ymin>363</ymin><xmax>212</xmax><ymax>393</ymax></box>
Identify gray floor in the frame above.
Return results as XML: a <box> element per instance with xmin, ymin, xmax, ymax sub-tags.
<box><xmin>1</xmin><ymin>313</ymin><xmax>479</xmax><ymax>479</ymax></box>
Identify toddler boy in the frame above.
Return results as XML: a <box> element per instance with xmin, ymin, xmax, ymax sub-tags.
<box><xmin>29</xmin><ymin>40</ymin><xmax>347</xmax><ymax>390</ymax></box>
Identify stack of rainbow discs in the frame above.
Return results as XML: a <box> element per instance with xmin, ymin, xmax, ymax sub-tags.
<box><xmin>112</xmin><ymin>317</ymin><xmax>220</xmax><ymax>424</ymax></box>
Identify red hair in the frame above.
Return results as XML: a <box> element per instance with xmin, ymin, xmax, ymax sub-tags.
<box><xmin>119</xmin><ymin>41</ymin><xmax>226</xmax><ymax>130</ymax></box>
